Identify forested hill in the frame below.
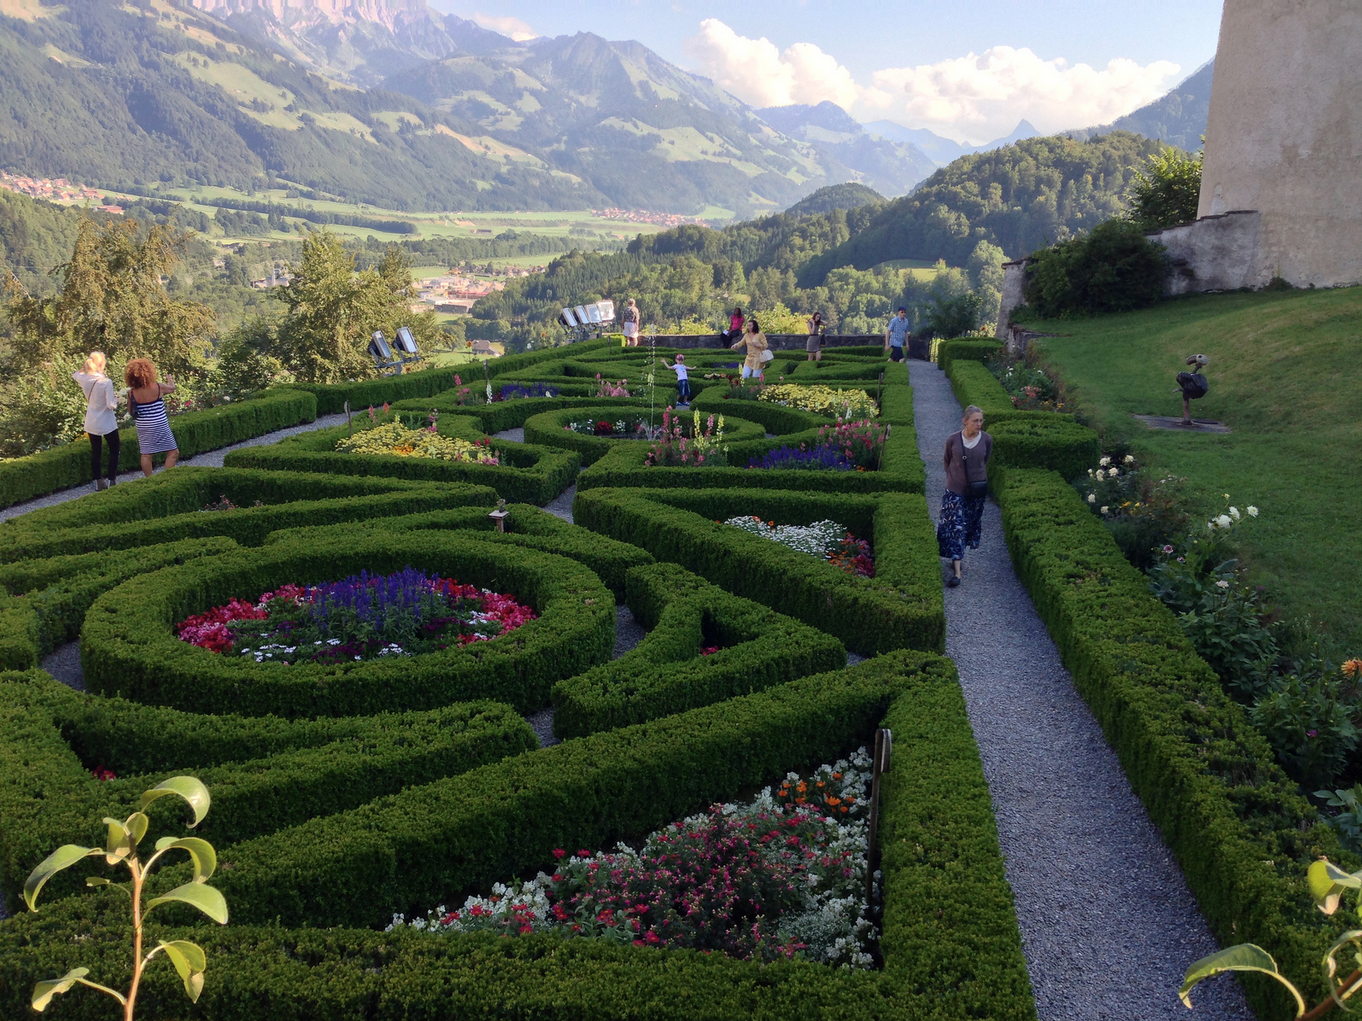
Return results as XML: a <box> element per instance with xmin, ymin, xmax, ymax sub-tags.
<box><xmin>796</xmin><ymin>131</ymin><xmax>1167</xmax><ymax>284</ymax></box>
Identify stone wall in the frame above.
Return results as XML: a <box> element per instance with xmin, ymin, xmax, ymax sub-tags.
<box><xmin>1198</xmin><ymin>0</ymin><xmax>1362</xmax><ymax>288</ymax></box>
<box><xmin>1147</xmin><ymin>211</ymin><xmax>1263</xmax><ymax>294</ymax></box>
<box><xmin>995</xmin><ymin>260</ymin><xmax>1029</xmax><ymax>338</ymax></box>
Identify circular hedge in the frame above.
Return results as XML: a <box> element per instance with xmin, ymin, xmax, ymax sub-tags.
<box><xmin>81</xmin><ymin>531</ymin><xmax>614</xmax><ymax>718</ymax></box>
<box><xmin>522</xmin><ymin>406</ymin><xmax>767</xmax><ymax>465</ymax></box>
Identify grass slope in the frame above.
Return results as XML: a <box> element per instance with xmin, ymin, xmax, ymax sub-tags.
<box><xmin>1030</xmin><ymin>287</ymin><xmax>1362</xmax><ymax>646</ymax></box>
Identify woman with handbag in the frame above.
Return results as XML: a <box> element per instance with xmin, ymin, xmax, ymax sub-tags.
<box><xmin>936</xmin><ymin>405</ymin><xmax>992</xmax><ymax>587</ymax></box>
<box><xmin>730</xmin><ymin>318</ymin><xmax>770</xmax><ymax>381</ymax></box>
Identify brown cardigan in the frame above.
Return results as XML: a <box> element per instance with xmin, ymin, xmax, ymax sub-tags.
<box><xmin>943</xmin><ymin>430</ymin><xmax>992</xmax><ymax>496</ymax></box>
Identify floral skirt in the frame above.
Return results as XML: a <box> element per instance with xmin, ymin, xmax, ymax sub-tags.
<box><xmin>936</xmin><ymin>491</ymin><xmax>985</xmax><ymax>561</ymax></box>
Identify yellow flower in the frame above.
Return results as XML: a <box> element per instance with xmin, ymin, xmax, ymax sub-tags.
<box><xmin>1343</xmin><ymin>659</ymin><xmax>1362</xmax><ymax>680</ymax></box>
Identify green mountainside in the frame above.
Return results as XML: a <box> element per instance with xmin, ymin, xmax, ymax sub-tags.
<box><xmin>1068</xmin><ymin>61</ymin><xmax>1213</xmax><ymax>153</ymax></box>
<box><xmin>0</xmin><ymin>0</ymin><xmax>935</xmax><ymax>215</ymax></box>
<box><xmin>797</xmin><ymin>131</ymin><xmax>1168</xmax><ymax>284</ymax></box>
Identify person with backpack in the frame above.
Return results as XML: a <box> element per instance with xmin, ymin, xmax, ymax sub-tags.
<box><xmin>936</xmin><ymin>405</ymin><xmax>992</xmax><ymax>587</ymax></box>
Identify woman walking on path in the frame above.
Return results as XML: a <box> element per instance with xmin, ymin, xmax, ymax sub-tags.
<box><xmin>124</xmin><ymin>358</ymin><xmax>179</xmax><ymax>477</ymax></box>
<box><xmin>805</xmin><ymin>312</ymin><xmax>824</xmax><ymax>362</ymax></box>
<box><xmin>937</xmin><ymin>404</ymin><xmax>992</xmax><ymax>587</ymax></box>
<box><xmin>73</xmin><ymin>351</ymin><xmax>120</xmax><ymax>491</ymax></box>
<box><xmin>730</xmin><ymin>319</ymin><xmax>769</xmax><ymax>381</ymax></box>
<box><xmin>622</xmin><ymin>299</ymin><xmax>641</xmax><ymax>347</ymax></box>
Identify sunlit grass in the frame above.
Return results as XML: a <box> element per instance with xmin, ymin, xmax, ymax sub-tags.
<box><xmin>1031</xmin><ymin>287</ymin><xmax>1362</xmax><ymax>647</ymax></box>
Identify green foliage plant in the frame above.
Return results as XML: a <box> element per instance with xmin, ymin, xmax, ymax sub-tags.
<box><xmin>1179</xmin><ymin>857</ymin><xmax>1362</xmax><ymax>1019</ymax></box>
<box><xmin>1128</xmin><ymin>146</ymin><xmax>1203</xmax><ymax>233</ymax></box>
<box><xmin>1023</xmin><ymin>218</ymin><xmax>1167</xmax><ymax>319</ymax></box>
<box><xmin>23</xmin><ymin>776</ymin><xmax>227</xmax><ymax>1019</ymax></box>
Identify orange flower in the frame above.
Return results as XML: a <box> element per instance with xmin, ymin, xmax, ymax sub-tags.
<box><xmin>824</xmin><ymin>796</ymin><xmax>843</xmax><ymax>807</ymax></box>
<box><xmin>1343</xmin><ymin>659</ymin><xmax>1362</xmax><ymax>680</ymax></box>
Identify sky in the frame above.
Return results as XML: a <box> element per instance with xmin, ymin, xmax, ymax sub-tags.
<box><xmin>431</xmin><ymin>0</ymin><xmax>1224</xmax><ymax>144</ymax></box>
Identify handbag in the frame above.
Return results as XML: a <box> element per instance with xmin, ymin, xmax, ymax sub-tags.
<box><xmin>959</xmin><ymin>439</ymin><xmax>989</xmax><ymax>500</ymax></box>
<box><xmin>758</xmin><ymin>348</ymin><xmax>775</xmax><ymax>363</ymax></box>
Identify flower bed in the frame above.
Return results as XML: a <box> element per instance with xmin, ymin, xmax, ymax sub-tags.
<box><xmin>725</xmin><ymin>517</ymin><xmax>874</xmax><ymax>577</ymax></box>
<box><xmin>336</xmin><ymin>419</ymin><xmax>501</xmax><ymax>464</ymax></box>
<box><xmin>177</xmin><ymin>566</ymin><xmax>536</xmax><ymax>664</ymax></box>
<box><xmin>391</xmin><ymin>748</ymin><xmax>877</xmax><ymax>967</ymax></box>
<box><xmin>643</xmin><ymin>409</ymin><xmax>727</xmax><ymax>467</ymax></box>
<box><xmin>564</xmin><ymin>416</ymin><xmax>655</xmax><ymax>439</ymax></box>
<box><xmin>759</xmin><ymin>384</ymin><xmax>878</xmax><ymax>419</ymax></box>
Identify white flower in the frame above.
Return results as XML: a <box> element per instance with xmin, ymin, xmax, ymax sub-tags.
<box><xmin>1099</xmin><ymin>456</ymin><xmax>1111</xmax><ymax>466</ymax></box>
<box><xmin>1123</xmin><ymin>454</ymin><xmax>1135</xmax><ymax>464</ymax></box>
<box><xmin>1100</xmin><ymin>506</ymin><xmax>1109</xmax><ymax>514</ymax></box>
<box><xmin>1087</xmin><ymin>494</ymin><xmax>1097</xmax><ymax>504</ymax></box>
<box><xmin>1229</xmin><ymin>506</ymin><xmax>1241</xmax><ymax>521</ymax></box>
<box><xmin>1108</xmin><ymin>468</ymin><xmax>1120</xmax><ymax>478</ymax></box>
<box><xmin>1216</xmin><ymin>580</ymin><xmax>1230</xmax><ymax>589</ymax></box>
<box><xmin>1247</xmin><ymin>505</ymin><xmax>1259</xmax><ymax>517</ymax></box>
<box><xmin>1215</xmin><ymin>514</ymin><xmax>1232</xmax><ymax>528</ymax></box>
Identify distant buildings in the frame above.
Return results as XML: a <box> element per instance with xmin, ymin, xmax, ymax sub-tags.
<box><xmin>591</xmin><ymin>208</ymin><xmax>716</xmax><ymax>229</ymax></box>
<box><xmin>1</xmin><ymin>172</ymin><xmax>103</xmax><ymax>204</ymax></box>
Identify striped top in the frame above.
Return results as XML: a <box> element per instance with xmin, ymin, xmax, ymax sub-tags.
<box><xmin>131</xmin><ymin>391</ymin><xmax>177</xmax><ymax>454</ymax></box>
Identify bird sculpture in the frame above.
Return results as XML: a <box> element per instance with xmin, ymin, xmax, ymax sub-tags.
<box><xmin>1175</xmin><ymin>354</ymin><xmax>1209</xmax><ymax>425</ymax></box>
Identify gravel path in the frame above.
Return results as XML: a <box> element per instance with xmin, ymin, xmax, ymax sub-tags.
<box><xmin>527</xmin><ymin>604</ymin><xmax>645</xmax><ymax>748</ymax></box>
<box><xmin>908</xmin><ymin>359</ymin><xmax>1251</xmax><ymax>1020</ymax></box>
<box><xmin>0</xmin><ymin>413</ymin><xmax>349</xmax><ymax>523</ymax></box>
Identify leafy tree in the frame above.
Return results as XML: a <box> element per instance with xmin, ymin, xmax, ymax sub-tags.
<box><xmin>1023</xmin><ymin>218</ymin><xmax>1167</xmax><ymax>319</ymax></box>
<box><xmin>273</xmin><ymin>231</ymin><xmax>440</xmax><ymax>383</ymax></box>
<box><xmin>1128</xmin><ymin>146</ymin><xmax>1203</xmax><ymax>232</ymax></box>
<box><xmin>4</xmin><ymin>217</ymin><xmax>215</xmax><ymax>374</ymax></box>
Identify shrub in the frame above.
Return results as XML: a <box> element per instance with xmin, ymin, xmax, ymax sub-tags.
<box><xmin>80</xmin><ymin>532</ymin><xmax>615</xmax><ymax>717</ymax></box>
<box><xmin>552</xmin><ymin>562</ymin><xmax>846</xmax><ymax>738</ymax></box>
<box><xmin>573</xmin><ymin>487</ymin><xmax>943</xmax><ymax>656</ymax></box>
<box><xmin>0</xmin><ymin>389</ymin><xmax>318</xmax><ymax>511</ymax></box>
<box><xmin>1023</xmin><ymin>218</ymin><xmax>1167</xmax><ymax>319</ymax></box>
<box><xmin>991</xmin><ymin>464</ymin><xmax>1351</xmax><ymax>1019</ymax></box>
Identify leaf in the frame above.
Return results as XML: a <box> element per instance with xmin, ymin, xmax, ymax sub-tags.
<box><xmin>145</xmin><ymin>882</ymin><xmax>228</xmax><ymax>924</ymax></box>
<box><xmin>1178</xmin><ymin>944</ymin><xmax>1307</xmax><ymax>1016</ymax></box>
<box><xmin>138</xmin><ymin>776</ymin><xmax>211</xmax><ymax>828</ymax></box>
<box><xmin>157</xmin><ymin>940</ymin><xmax>207</xmax><ymax>1003</ymax></box>
<box><xmin>31</xmin><ymin>968</ymin><xmax>125</xmax><ymax>1012</ymax></box>
<box><xmin>31</xmin><ymin>968</ymin><xmax>90</xmax><ymax>1012</ymax></box>
<box><xmin>102</xmin><ymin>817</ymin><xmax>130</xmax><ymax>863</ymax></box>
<box><xmin>154</xmin><ymin>836</ymin><xmax>217</xmax><ymax>882</ymax></box>
<box><xmin>1309</xmin><ymin>858</ymin><xmax>1361</xmax><ymax>915</ymax></box>
<box><xmin>24</xmin><ymin>845</ymin><xmax>102</xmax><ymax>911</ymax></box>
<box><xmin>124</xmin><ymin>811</ymin><xmax>149</xmax><ymax>848</ymax></box>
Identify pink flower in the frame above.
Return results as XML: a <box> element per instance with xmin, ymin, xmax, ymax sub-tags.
<box><xmin>552</xmin><ymin>848</ymin><xmax>567</xmax><ymax>859</ymax></box>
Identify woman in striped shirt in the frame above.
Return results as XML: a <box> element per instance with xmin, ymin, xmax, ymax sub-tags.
<box><xmin>124</xmin><ymin>358</ymin><xmax>180</xmax><ymax>477</ymax></box>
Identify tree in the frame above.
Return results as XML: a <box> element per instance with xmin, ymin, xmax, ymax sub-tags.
<box><xmin>1023</xmin><ymin>218</ymin><xmax>1167</xmax><ymax>319</ymax></box>
<box><xmin>273</xmin><ymin>231</ymin><xmax>440</xmax><ymax>384</ymax></box>
<box><xmin>1128</xmin><ymin>146</ymin><xmax>1203</xmax><ymax>233</ymax></box>
<box><xmin>4</xmin><ymin>217</ymin><xmax>215</xmax><ymax>374</ymax></box>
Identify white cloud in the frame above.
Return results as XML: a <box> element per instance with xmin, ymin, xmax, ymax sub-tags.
<box><xmin>471</xmin><ymin>12</ymin><xmax>537</xmax><ymax>42</ymax></box>
<box><xmin>683</xmin><ymin>18</ymin><xmax>858</xmax><ymax>111</ymax></box>
<box><xmin>866</xmin><ymin>46</ymin><xmax>1180</xmax><ymax>143</ymax></box>
<box><xmin>682</xmin><ymin>22</ymin><xmax>1180</xmax><ymax>145</ymax></box>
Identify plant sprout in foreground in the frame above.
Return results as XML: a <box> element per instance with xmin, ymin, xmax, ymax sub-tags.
<box><xmin>1181</xmin><ymin>858</ymin><xmax>1362</xmax><ymax>1018</ymax></box>
<box><xmin>23</xmin><ymin>776</ymin><xmax>227</xmax><ymax>1019</ymax></box>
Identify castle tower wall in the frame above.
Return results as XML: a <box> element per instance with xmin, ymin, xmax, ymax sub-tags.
<box><xmin>1199</xmin><ymin>0</ymin><xmax>1362</xmax><ymax>287</ymax></box>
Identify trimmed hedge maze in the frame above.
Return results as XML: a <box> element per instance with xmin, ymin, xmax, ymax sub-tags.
<box><xmin>0</xmin><ymin>352</ymin><xmax>1038</xmax><ymax>1021</ymax></box>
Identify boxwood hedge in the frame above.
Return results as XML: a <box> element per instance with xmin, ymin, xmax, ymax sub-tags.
<box><xmin>222</xmin><ymin>420</ymin><xmax>579</xmax><ymax>505</ymax></box>
<box><xmin>81</xmin><ymin>531</ymin><xmax>615</xmax><ymax>717</ymax></box>
<box><xmin>573</xmin><ymin>487</ymin><xmax>943</xmax><ymax>655</ymax></box>
<box><xmin>0</xmin><ymin>388</ymin><xmax>318</xmax><ymax>510</ymax></box>
<box><xmin>992</xmin><ymin>464</ymin><xmax>1352</xmax><ymax>1018</ymax></box>
<box><xmin>552</xmin><ymin>561</ymin><xmax>847</xmax><ymax>738</ymax></box>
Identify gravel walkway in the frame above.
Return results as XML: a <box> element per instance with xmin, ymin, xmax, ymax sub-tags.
<box><xmin>908</xmin><ymin>359</ymin><xmax>1251</xmax><ymax>1020</ymax></box>
<box><xmin>0</xmin><ymin>413</ymin><xmax>349</xmax><ymax>523</ymax></box>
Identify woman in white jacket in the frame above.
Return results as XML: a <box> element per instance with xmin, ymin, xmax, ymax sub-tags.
<box><xmin>72</xmin><ymin>351</ymin><xmax>120</xmax><ymax>491</ymax></box>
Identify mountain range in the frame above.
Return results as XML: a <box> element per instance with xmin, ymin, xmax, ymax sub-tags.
<box><xmin>0</xmin><ymin>0</ymin><xmax>942</xmax><ymax>215</ymax></box>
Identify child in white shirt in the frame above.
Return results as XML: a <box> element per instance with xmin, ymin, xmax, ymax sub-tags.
<box><xmin>662</xmin><ymin>354</ymin><xmax>691</xmax><ymax>407</ymax></box>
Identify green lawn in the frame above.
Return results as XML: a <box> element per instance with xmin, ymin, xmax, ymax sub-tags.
<box><xmin>1030</xmin><ymin>287</ymin><xmax>1362</xmax><ymax>648</ymax></box>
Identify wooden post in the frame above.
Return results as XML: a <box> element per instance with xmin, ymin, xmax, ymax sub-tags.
<box><xmin>865</xmin><ymin>727</ymin><xmax>892</xmax><ymax>915</ymax></box>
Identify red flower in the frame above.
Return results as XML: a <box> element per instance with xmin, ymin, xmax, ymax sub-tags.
<box><xmin>552</xmin><ymin>848</ymin><xmax>567</xmax><ymax>859</ymax></box>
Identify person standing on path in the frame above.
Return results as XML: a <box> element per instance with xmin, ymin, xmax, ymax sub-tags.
<box><xmin>884</xmin><ymin>308</ymin><xmax>910</xmax><ymax>364</ymax></box>
<box><xmin>622</xmin><ymin>299</ymin><xmax>641</xmax><ymax>347</ymax></box>
<box><xmin>124</xmin><ymin>358</ymin><xmax>180</xmax><ymax>478</ymax></box>
<box><xmin>805</xmin><ymin>311</ymin><xmax>824</xmax><ymax>362</ymax></box>
<box><xmin>731</xmin><ymin>319</ymin><xmax>769</xmax><ymax>381</ymax></box>
<box><xmin>937</xmin><ymin>404</ymin><xmax>992</xmax><ymax>587</ymax></box>
<box><xmin>661</xmin><ymin>353</ymin><xmax>692</xmax><ymax>407</ymax></box>
<box><xmin>73</xmin><ymin>351</ymin><xmax>121</xmax><ymax>491</ymax></box>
